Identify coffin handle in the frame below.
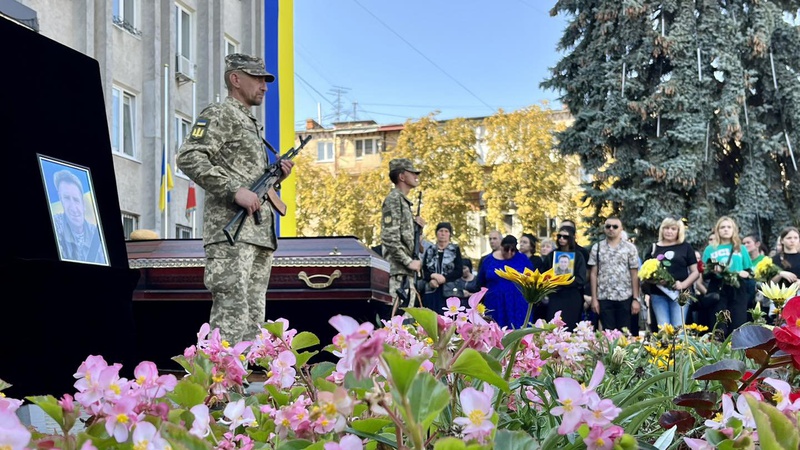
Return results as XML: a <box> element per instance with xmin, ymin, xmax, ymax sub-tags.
<box><xmin>297</xmin><ymin>269</ymin><xmax>342</xmax><ymax>289</ymax></box>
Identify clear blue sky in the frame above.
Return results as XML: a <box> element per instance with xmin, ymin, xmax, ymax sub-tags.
<box><xmin>293</xmin><ymin>1</ymin><xmax>569</xmax><ymax>129</ymax></box>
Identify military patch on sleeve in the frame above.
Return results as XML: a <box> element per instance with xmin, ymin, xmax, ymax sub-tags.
<box><xmin>384</xmin><ymin>215</ymin><xmax>392</xmax><ymax>224</ymax></box>
<box><xmin>190</xmin><ymin>119</ymin><xmax>209</xmax><ymax>140</ymax></box>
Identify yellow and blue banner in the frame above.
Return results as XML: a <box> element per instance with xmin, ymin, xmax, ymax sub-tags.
<box><xmin>159</xmin><ymin>153</ymin><xmax>173</xmax><ymax>211</ymax></box>
<box><xmin>264</xmin><ymin>0</ymin><xmax>296</xmax><ymax>236</ymax></box>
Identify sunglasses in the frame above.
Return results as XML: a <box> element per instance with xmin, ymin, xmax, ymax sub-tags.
<box><xmin>604</xmin><ymin>224</ymin><xmax>620</xmax><ymax>230</ymax></box>
<box><xmin>557</xmin><ymin>234</ymin><xmax>570</xmax><ymax>239</ymax></box>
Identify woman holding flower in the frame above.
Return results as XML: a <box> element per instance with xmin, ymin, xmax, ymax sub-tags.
<box><xmin>476</xmin><ymin>234</ymin><xmax>534</xmax><ymax>328</ymax></box>
<box><xmin>702</xmin><ymin>216</ymin><xmax>753</xmax><ymax>337</ymax></box>
<box><xmin>772</xmin><ymin>227</ymin><xmax>800</xmax><ymax>287</ymax></box>
<box><xmin>643</xmin><ymin>217</ymin><xmax>700</xmax><ymax>328</ymax></box>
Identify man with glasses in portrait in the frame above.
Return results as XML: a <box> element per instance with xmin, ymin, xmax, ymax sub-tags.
<box><xmin>587</xmin><ymin>217</ymin><xmax>641</xmax><ymax>332</ymax></box>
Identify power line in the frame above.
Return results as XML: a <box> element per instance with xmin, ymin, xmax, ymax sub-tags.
<box><xmin>351</xmin><ymin>0</ymin><xmax>497</xmax><ymax>114</ymax></box>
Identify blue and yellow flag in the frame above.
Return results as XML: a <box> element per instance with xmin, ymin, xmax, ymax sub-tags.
<box><xmin>159</xmin><ymin>154</ymin><xmax>174</xmax><ymax>211</ymax></box>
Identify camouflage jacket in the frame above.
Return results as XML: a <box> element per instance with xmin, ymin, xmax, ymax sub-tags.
<box><xmin>177</xmin><ymin>96</ymin><xmax>276</xmax><ymax>249</ymax></box>
<box><xmin>380</xmin><ymin>187</ymin><xmax>417</xmax><ymax>276</ymax></box>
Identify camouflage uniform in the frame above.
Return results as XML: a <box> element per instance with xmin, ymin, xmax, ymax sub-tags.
<box><xmin>380</xmin><ymin>159</ymin><xmax>421</xmax><ymax>307</ymax></box>
<box><xmin>176</xmin><ymin>53</ymin><xmax>276</xmax><ymax>344</ymax></box>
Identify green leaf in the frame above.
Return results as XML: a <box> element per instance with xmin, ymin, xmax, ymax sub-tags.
<box><xmin>500</xmin><ymin>327</ymin><xmax>541</xmax><ymax>349</ymax></box>
<box><xmin>612</xmin><ymin>371</ymin><xmax>676</xmax><ymax>407</ymax></box>
<box><xmin>349</xmin><ymin>418</ymin><xmax>392</xmax><ymax>434</ymax></box>
<box><xmin>294</xmin><ymin>350</ymin><xmax>318</xmax><ymax>369</ymax></box>
<box><xmin>434</xmin><ymin>437</ymin><xmax>467</xmax><ymax>450</ymax></box>
<box><xmin>159</xmin><ymin>420</ymin><xmax>217</xmax><ymax>450</ymax></box>
<box><xmin>26</xmin><ymin>396</ymin><xmax>64</xmax><ymax>427</ymax></box>
<box><xmin>493</xmin><ymin>429</ymin><xmax>539</xmax><ymax>450</ymax></box>
<box><xmin>745</xmin><ymin>394</ymin><xmax>800</xmax><ymax>450</ymax></box>
<box><xmin>400</xmin><ymin>371</ymin><xmax>450</xmax><ymax>430</ymax></box>
<box><xmin>344</xmin><ymin>371</ymin><xmax>377</xmax><ymax>391</ymax></box>
<box><xmin>382</xmin><ymin>346</ymin><xmax>424</xmax><ymax>396</ymax></box>
<box><xmin>291</xmin><ymin>331</ymin><xmax>320</xmax><ymax>351</ymax></box>
<box><xmin>167</xmin><ymin>378</ymin><xmax>208</xmax><ymax>409</ymax></box>
<box><xmin>276</xmin><ymin>439</ymin><xmax>314</xmax><ymax>450</ymax></box>
<box><xmin>311</xmin><ymin>361</ymin><xmax>335</xmax><ymax>380</ymax></box>
<box><xmin>263</xmin><ymin>321</ymin><xmax>285</xmax><ymax>339</ymax></box>
<box><xmin>403</xmin><ymin>307</ymin><xmax>439</xmax><ymax>341</ymax></box>
<box><xmin>265</xmin><ymin>383</ymin><xmax>290</xmax><ymax>406</ymax></box>
<box><xmin>344</xmin><ymin>426</ymin><xmax>398</xmax><ymax>448</ymax></box>
<box><xmin>450</xmin><ymin>348</ymin><xmax>509</xmax><ymax>393</ymax></box>
<box><xmin>653</xmin><ymin>425</ymin><xmax>676</xmax><ymax>450</ymax></box>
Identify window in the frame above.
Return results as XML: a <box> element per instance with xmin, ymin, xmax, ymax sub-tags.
<box><xmin>112</xmin><ymin>86</ymin><xmax>136</xmax><ymax>157</ymax></box>
<box><xmin>176</xmin><ymin>4</ymin><xmax>193</xmax><ymax>61</ymax></box>
<box><xmin>225</xmin><ymin>37</ymin><xmax>238</xmax><ymax>56</ymax></box>
<box><xmin>317</xmin><ymin>141</ymin><xmax>334</xmax><ymax>162</ymax></box>
<box><xmin>122</xmin><ymin>213</ymin><xmax>139</xmax><ymax>239</ymax></box>
<box><xmin>355</xmin><ymin>139</ymin><xmax>375</xmax><ymax>158</ymax></box>
<box><xmin>176</xmin><ymin>225</ymin><xmax>192</xmax><ymax>239</ymax></box>
<box><xmin>112</xmin><ymin>0</ymin><xmax>140</xmax><ymax>35</ymax></box>
<box><xmin>175</xmin><ymin>116</ymin><xmax>191</xmax><ymax>175</ymax></box>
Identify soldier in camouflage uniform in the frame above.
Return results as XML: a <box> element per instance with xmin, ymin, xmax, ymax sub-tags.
<box><xmin>380</xmin><ymin>158</ymin><xmax>425</xmax><ymax>315</ymax></box>
<box><xmin>177</xmin><ymin>53</ymin><xmax>294</xmax><ymax>344</ymax></box>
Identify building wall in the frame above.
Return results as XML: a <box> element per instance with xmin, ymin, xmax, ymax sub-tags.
<box><xmin>16</xmin><ymin>0</ymin><xmax>266</xmax><ymax>238</ymax></box>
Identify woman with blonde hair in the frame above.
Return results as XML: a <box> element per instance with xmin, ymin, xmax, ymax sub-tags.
<box><xmin>702</xmin><ymin>216</ymin><xmax>753</xmax><ymax>338</ymax></box>
<box><xmin>643</xmin><ymin>217</ymin><xmax>699</xmax><ymax>327</ymax></box>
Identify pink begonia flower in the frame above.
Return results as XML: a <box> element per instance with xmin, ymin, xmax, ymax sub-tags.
<box><xmin>132</xmin><ymin>421</ymin><xmax>170</xmax><ymax>450</ymax></box>
<box><xmin>267</xmin><ymin>350</ymin><xmax>297</xmax><ymax>389</ymax></box>
<box><xmin>223</xmin><ymin>399</ymin><xmax>257</xmax><ymax>430</ymax></box>
<box><xmin>324</xmin><ymin>434</ymin><xmax>364</xmax><ymax>450</ymax></box>
<box><xmin>583</xmin><ymin>398</ymin><xmax>621</xmax><ymax>427</ymax></box>
<box><xmin>0</xmin><ymin>395</ymin><xmax>23</xmax><ymax>412</ymax></box>
<box><xmin>583</xmin><ymin>425</ymin><xmax>621</xmax><ymax>450</ymax></box>
<box><xmin>763</xmin><ymin>378</ymin><xmax>800</xmax><ymax>412</ymax></box>
<box><xmin>684</xmin><ymin>437</ymin><xmax>715</xmax><ymax>450</ymax></box>
<box><xmin>80</xmin><ymin>440</ymin><xmax>98</xmax><ymax>450</ymax></box>
<box><xmin>189</xmin><ymin>404</ymin><xmax>211</xmax><ymax>438</ymax></box>
<box><xmin>0</xmin><ymin>408</ymin><xmax>31</xmax><ymax>450</ymax></box>
<box><xmin>352</xmin><ymin>329</ymin><xmax>387</xmax><ymax>379</ymax></box>
<box><xmin>58</xmin><ymin>394</ymin><xmax>75</xmax><ymax>413</ymax></box>
<box><xmin>550</xmin><ymin>377</ymin><xmax>588</xmax><ymax>435</ymax></box>
<box><xmin>467</xmin><ymin>288</ymin><xmax>489</xmax><ymax>325</ymax></box>
<box><xmin>453</xmin><ymin>386</ymin><xmax>495</xmax><ymax>442</ymax></box>
<box><xmin>133</xmin><ymin>361</ymin><xmax>178</xmax><ymax>399</ymax></box>
<box><xmin>102</xmin><ymin>394</ymin><xmax>140</xmax><ymax>443</ymax></box>
<box><xmin>444</xmin><ymin>297</ymin><xmax>465</xmax><ymax>317</ymax></box>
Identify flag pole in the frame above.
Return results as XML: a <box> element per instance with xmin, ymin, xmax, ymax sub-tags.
<box><xmin>191</xmin><ymin>78</ymin><xmax>197</xmax><ymax>238</ymax></box>
<box><xmin>163</xmin><ymin>64</ymin><xmax>169</xmax><ymax>238</ymax></box>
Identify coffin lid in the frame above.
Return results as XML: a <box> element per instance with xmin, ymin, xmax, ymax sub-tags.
<box><xmin>126</xmin><ymin>236</ymin><xmax>389</xmax><ymax>271</ymax></box>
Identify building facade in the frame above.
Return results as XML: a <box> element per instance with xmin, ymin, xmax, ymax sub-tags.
<box><xmin>4</xmin><ymin>0</ymin><xmax>267</xmax><ymax>239</ymax></box>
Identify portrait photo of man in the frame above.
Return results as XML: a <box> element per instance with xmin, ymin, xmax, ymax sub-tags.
<box><xmin>553</xmin><ymin>251</ymin><xmax>575</xmax><ymax>276</ymax></box>
<box><xmin>39</xmin><ymin>155</ymin><xmax>108</xmax><ymax>266</ymax></box>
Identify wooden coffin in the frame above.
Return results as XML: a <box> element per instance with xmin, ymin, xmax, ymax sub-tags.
<box><xmin>125</xmin><ymin>236</ymin><xmax>391</xmax><ymax>369</ymax></box>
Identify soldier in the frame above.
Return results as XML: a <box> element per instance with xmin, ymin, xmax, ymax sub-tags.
<box><xmin>177</xmin><ymin>53</ymin><xmax>294</xmax><ymax>344</ymax></box>
<box><xmin>381</xmin><ymin>158</ymin><xmax>425</xmax><ymax>316</ymax></box>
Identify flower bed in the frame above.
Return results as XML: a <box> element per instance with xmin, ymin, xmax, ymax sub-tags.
<box><xmin>2</xmin><ymin>279</ymin><xmax>800</xmax><ymax>450</ymax></box>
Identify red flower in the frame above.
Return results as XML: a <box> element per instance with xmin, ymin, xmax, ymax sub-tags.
<box><xmin>774</xmin><ymin>296</ymin><xmax>800</xmax><ymax>370</ymax></box>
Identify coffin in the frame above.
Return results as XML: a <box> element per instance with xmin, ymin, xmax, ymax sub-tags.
<box><xmin>126</xmin><ymin>236</ymin><xmax>391</xmax><ymax>369</ymax></box>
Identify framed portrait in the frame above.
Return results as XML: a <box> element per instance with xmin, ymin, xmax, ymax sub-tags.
<box><xmin>553</xmin><ymin>251</ymin><xmax>575</xmax><ymax>276</ymax></box>
<box><xmin>38</xmin><ymin>154</ymin><xmax>109</xmax><ymax>266</ymax></box>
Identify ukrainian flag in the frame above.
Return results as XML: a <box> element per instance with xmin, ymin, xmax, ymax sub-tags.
<box><xmin>265</xmin><ymin>0</ymin><xmax>296</xmax><ymax>236</ymax></box>
<box><xmin>159</xmin><ymin>154</ymin><xmax>174</xmax><ymax>211</ymax></box>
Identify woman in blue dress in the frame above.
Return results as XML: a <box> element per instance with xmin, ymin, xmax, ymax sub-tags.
<box><xmin>476</xmin><ymin>235</ymin><xmax>534</xmax><ymax>328</ymax></box>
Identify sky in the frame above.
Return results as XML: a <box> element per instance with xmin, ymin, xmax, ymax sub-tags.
<box><xmin>293</xmin><ymin>1</ymin><xmax>570</xmax><ymax>129</ymax></box>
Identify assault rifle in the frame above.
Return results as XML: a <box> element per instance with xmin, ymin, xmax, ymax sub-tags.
<box><xmin>223</xmin><ymin>134</ymin><xmax>312</xmax><ymax>246</ymax></box>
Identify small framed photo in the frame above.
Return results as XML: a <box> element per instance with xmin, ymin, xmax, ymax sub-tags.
<box><xmin>553</xmin><ymin>251</ymin><xmax>575</xmax><ymax>276</ymax></box>
<box><xmin>38</xmin><ymin>154</ymin><xmax>109</xmax><ymax>266</ymax></box>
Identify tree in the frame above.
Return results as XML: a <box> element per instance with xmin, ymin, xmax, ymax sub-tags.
<box><xmin>482</xmin><ymin>106</ymin><xmax>579</xmax><ymax>233</ymax></box>
<box><xmin>543</xmin><ymin>1</ymin><xmax>800</xmax><ymax>249</ymax></box>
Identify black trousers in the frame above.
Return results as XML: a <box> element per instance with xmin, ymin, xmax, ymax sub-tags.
<box><xmin>599</xmin><ymin>298</ymin><xmax>632</xmax><ymax>332</ymax></box>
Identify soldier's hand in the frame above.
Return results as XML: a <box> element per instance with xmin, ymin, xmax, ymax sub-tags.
<box><xmin>408</xmin><ymin>260</ymin><xmax>422</xmax><ymax>272</ymax></box>
<box><xmin>234</xmin><ymin>188</ymin><xmax>261</xmax><ymax>216</ymax></box>
<box><xmin>414</xmin><ymin>216</ymin><xmax>426</xmax><ymax>228</ymax></box>
<box><xmin>278</xmin><ymin>159</ymin><xmax>295</xmax><ymax>182</ymax></box>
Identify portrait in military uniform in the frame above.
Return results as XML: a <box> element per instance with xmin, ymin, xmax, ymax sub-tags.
<box><xmin>38</xmin><ymin>154</ymin><xmax>109</xmax><ymax>266</ymax></box>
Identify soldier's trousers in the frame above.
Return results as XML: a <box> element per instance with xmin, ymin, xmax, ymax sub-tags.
<box><xmin>204</xmin><ymin>242</ymin><xmax>274</xmax><ymax>344</ymax></box>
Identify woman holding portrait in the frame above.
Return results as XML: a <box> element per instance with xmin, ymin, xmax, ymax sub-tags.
<box><xmin>541</xmin><ymin>225</ymin><xmax>587</xmax><ymax>331</ymax></box>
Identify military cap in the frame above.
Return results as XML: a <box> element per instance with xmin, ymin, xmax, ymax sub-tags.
<box><xmin>225</xmin><ymin>53</ymin><xmax>275</xmax><ymax>82</ymax></box>
<box><xmin>389</xmin><ymin>158</ymin><xmax>421</xmax><ymax>174</ymax></box>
